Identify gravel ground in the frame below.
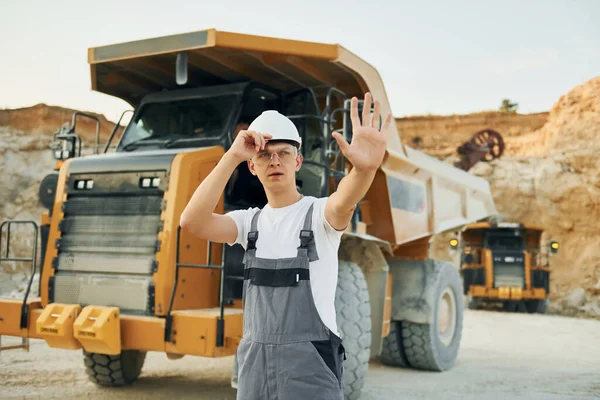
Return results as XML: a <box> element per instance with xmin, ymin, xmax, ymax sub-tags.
<box><xmin>1</xmin><ymin>310</ymin><xmax>599</xmax><ymax>400</ymax></box>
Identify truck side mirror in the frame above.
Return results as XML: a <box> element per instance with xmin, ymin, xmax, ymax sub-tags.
<box><xmin>550</xmin><ymin>241</ymin><xmax>559</xmax><ymax>254</ymax></box>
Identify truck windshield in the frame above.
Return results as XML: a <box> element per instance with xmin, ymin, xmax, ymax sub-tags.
<box><xmin>486</xmin><ymin>235</ymin><xmax>523</xmax><ymax>250</ymax></box>
<box><xmin>118</xmin><ymin>94</ymin><xmax>239</xmax><ymax>151</ymax></box>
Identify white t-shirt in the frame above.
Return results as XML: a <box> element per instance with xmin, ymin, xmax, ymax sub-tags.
<box><xmin>226</xmin><ymin>196</ymin><xmax>343</xmax><ymax>336</ymax></box>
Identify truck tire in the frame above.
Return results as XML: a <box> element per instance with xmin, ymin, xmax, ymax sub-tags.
<box><xmin>401</xmin><ymin>262</ymin><xmax>463</xmax><ymax>371</ymax></box>
<box><xmin>526</xmin><ymin>299</ymin><xmax>548</xmax><ymax>314</ymax></box>
<box><xmin>466</xmin><ymin>294</ymin><xmax>482</xmax><ymax>310</ymax></box>
<box><xmin>503</xmin><ymin>300</ymin><xmax>527</xmax><ymax>313</ymax></box>
<box><xmin>335</xmin><ymin>261</ymin><xmax>371</xmax><ymax>400</ymax></box>
<box><xmin>377</xmin><ymin>321</ymin><xmax>408</xmax><ymax>367</ymax></box>
<box><xmin>84</xmin><ymin>350</ymin><xmax>146</xmax><ymax>386</ymax></box>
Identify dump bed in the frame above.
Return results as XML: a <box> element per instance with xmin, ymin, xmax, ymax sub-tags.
<box><xmin>88</xmin><ymin>29</ymin><xmax>497</xmax><ymax>247</ymax></box>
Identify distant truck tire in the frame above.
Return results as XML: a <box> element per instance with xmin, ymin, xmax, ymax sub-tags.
<box><xmin>503</xmin><ymin>300</ymin><xmax>527</xmax><ymax>313</ymax></box>
<box><xmin>401</xmin><ymin>262</ymin><xmax>464</xmax><ymax>371</ymax></box>
<box><xmin>335</xmin><ymin>261</ymin><xmax>371</xmax><ymax>400</ymax></box>
<box><xmin>526</xmin><ymin>299</ymin><xmax>549</xmax><ymax>314</ymax></box>
<box><xmin>466</xmin><ymin>294</ymin><xmax>482</xmax><ymax>310</ymax></box>
<box><xmin>378</xmin><ymin>321</ymin><xmax>409</xmax><ymax>368</ymax></box>
<box><xmin>84</xmin><ymin>350</ymin><xmax>146</xmax><ymax>386</ymax></box>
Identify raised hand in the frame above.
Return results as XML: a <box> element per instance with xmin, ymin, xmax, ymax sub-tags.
<box><xmin>229</xmin><ymin>130</ymin><xmax>272</xmax><ymax>162</ymax></box>
<box><xmin>332</xmin><ymin>93</ymin><xmax>392</xmax><ymax>172</ymax></box>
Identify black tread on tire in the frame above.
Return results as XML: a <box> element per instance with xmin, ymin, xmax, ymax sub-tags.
<box><xmin>84</xmin><ymin>350</ymin><xmax>146</xmax><ymax>386</ymax></box>
<box><xmin>503</xmin><ymin>300</ymin><xmax>528</xmax><ymax>313</ymax></box>
<box><xmin>526</xmin><ymin>299</ymin><xmax>548</xmax><ymax>314</ymax></box>
<box><xmin>378</xmin><ymin>321</ymin><xmax>409</xmax><ymax>368</ymax></box>
<box><xmin>398</xmin><ymin>261</ymin><xmax>464</xmax><ymax>372</ymax></box>
<box><xmin>335</xmin><ymin>261</ymin><xmax>371</xmax><ymax>400</ymax></box>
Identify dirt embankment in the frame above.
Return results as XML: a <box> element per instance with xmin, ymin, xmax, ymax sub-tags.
<box><xmin>0</xmin><ymin>103</ymin><xmax>119</xmax><ymax>142</ymax></box>
<box><xmin>396</xmin><ymin>111</ymin><xmax>549</xmax><ymax>158</ymax></box>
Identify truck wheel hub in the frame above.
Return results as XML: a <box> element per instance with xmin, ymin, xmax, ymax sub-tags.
<box><xmin>438</xmin><ymin>287</ymin><xmax>457</xmax><ymax>346</ymax></box>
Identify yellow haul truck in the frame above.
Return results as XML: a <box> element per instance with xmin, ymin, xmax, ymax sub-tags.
<box><xmin>0</xmin><ymin>29</ymin><xmax>498</xmax><ymax>399</ymax></box>
<box><xmin>452</xmin><ymin>221</ymin><xmax>558</xmax><ymax>313</ymax></box>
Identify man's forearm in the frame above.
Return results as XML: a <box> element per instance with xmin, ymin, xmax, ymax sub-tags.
<box><xmin>326</xmin><ymin>166</ymin><xmax>378</xmax><ymax>232</ymax></box>
<box><xmin>180</xmin><ymin>152</ymin><xmax>241</xmax><ymax>226</ymax></box>
<box><xmin>332</xmin><ymin>167</ymin><xmax>377</xmax><ymax>212</ymax></box>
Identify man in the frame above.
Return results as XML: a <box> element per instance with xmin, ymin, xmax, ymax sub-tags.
<box><xmin>180</xmin><ymin>93</ymin><xmax>391</xmax><ymax>400</ymax></box>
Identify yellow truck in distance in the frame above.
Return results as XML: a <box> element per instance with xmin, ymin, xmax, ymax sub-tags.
<box><xmin>0</xmin><ymin>29</ymin><xmax>498</xmax><ymax>399</ymax></box>
<box><xmin>453</xmin><ymin>221</ymin><xmax>558</xmax><ymax>313</ymax></box>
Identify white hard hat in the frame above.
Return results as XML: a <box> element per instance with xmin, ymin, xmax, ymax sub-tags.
<box><xmin>248</xmin><ymin>110</ymin><xmax>302</xmax><ymax>148</ymax></box>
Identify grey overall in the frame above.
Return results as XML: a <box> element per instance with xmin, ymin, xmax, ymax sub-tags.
<box><xmin>235</xmin><ymin>204</ymin><xmax>346</xmax><ymax>400</ymax></box>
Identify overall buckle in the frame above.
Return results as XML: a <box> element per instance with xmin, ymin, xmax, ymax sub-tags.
<box><xmin>299</xmin><ymin>230</ymin><xmax>313</xmax><ymax>248</ymax></box>
<box><xmin>247</xmin><ymin>231</ymin><xmax>258</xmax><ymax>249</ymax></box>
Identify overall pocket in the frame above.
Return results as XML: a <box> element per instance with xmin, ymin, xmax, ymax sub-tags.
<box><xmin>311</xmin><ymin>333</ymin><xmax>345</xmax><ymax>387</ymax></box>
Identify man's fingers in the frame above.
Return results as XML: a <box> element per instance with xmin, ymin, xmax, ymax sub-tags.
<box><xmin>250</xmin><ymin>132</ymin><xmax>260</xmax><ymax>152</ymax></box>
<box><xmin>350</xmin><ymin>97</ymin><xmax>361</xmax><ymax>130</ymax></box>
<box><xmin>362</xmin><ymin>92</ymin><xmax>372</xmax><ymax>127</ymax></box>
<box><xmin>332</xmin><ymin>131</ymin><xmax>351</xmax><ymax>154</ymax></box>
<box><xmin>372</xmin><ymin>100</ymin><xmax>381</xmax><ymax>130</ymax></box>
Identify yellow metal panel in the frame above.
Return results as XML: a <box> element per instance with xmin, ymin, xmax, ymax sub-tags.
<box><xmin>73</xmin><ymin>306</ymin><xmax>121</xmax><ymax>355</ymax></box>
<box><xmin>470</xmin><ymin>285</ymin><xmax>487</xmax><ymax>296</ymax></box>
<box><xmin>89</xmin><ymin>29</ymin><xmax>339</xmax><ymax>65</ymax></box>
<box><xmin>530</xmin><ymin>288</ymin><xmax>547</xmax><ymax>299</ymax></box>
<box><xmin>382</xmin><ymin>273</ymin><xmax>393</xmax><ymax>337</ymax></box>
<box><xmin>498</xmin><ymin>287</ymin><xmax>511</xmax><ymax>300</ymax></box>
<box><xmin>153</xmin><ymin>147</ymin><xmax>225</xmax><ymax>316</ymax></box>
<box><xmin>215</xmin><ymin>30</ymin><xmax>338</xmax><ymax>60</ymax></box>
<box><xmin>364</xmin><ymin>170</ymin><xmax>395</xmax><ymax>245</ymax></box>
<box><xmin>41</xmin><ymin>212</ymin><xmax>50</xmax><ymax>226</ymax></box>
<box><xmin>35</xmin><ymin>303</ymin><xmax>82</xmax><ymax>350</ymax></box>
<box><xmin>525</xmin><ymin>252</ymin><xmax>532</xmax><ymax>290</ymax></box>
<box><xmin>464</xmin><ymin>222</ymin><xmax>492</xmax><ymax>230</ymax></box>
<box><xmin>0</xmin><ymin>299</ymin><xmax>43</xmax><ymax>339</ymax></box>
<box><xmin>510</xmin><ymin>287</ymin><xmax>523</xmax><ymax>300</ymax></box>
<box><xmin>483</xmin><ymin>249</ymin><xmax>494</xmax><ymax>289</ymax></box>
<box><xmin>168</xmin><ymin>308</ymin><xmax>243</xmax><ymax>357</ymax></box>
<box><xmin>41</xmin><ymin>159</ymin><xmax>73</xmax><ymax>307</ymax></box>
<box><xmin>121</xmin><ymin>315</ymin><xmax>166</xmax><ymax>352</ymax></box>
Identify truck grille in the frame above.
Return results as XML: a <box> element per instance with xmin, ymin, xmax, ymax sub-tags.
<box><xmin>492</xmin><ymin>252</ymin><xmax>525</xmax><ymax>288</ymax></box>
<box><xmin>50</xmin><ymin>171</ymin><xmax>167</xmax><ymax>315</ymax></box>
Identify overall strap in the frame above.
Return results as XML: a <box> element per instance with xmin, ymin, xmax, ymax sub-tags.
<box><xmin>297</xmin><ymin>203</ymin><xmax>319</xmax><ymax>262</ymax></box>
<box><xmin>246</xmin><ymin>209</ymin><xmax>262</xmax><ymax>250</ymax></box>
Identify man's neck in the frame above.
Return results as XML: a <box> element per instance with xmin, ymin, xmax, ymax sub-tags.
<box><xmin>265</xmin><ymin>187</ymin><xmax>303</xmax><ymax>209</ymax></box>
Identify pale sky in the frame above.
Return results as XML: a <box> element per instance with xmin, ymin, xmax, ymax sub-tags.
<box><xmin>1</xmin><ymin>0</ymin><xmax>598</xmax><ymax>122</ymax></box>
